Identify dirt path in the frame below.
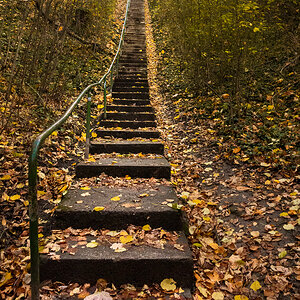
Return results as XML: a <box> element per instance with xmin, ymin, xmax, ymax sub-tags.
<box><xmin>145</xmin><ymin>1</ymin><xmax>300</xmax><ymax>299</ymax></box>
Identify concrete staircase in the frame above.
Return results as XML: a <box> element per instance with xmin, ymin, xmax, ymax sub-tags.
<box><xmin>40</xmin><ymin>0</ymin><xmax>193</xmax><ymax>295</ymax></box>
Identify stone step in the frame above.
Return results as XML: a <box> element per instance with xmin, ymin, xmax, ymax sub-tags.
<box><xmin>104</xmin><ymin>112</ymin><xmax>155</xmax><ymax>121</ymax></box>
<box><xmin>119</xmin><ymin>58</ymin><xmax>147</xmax><ymax>64</ymax></box>
<box><xmin>99</xmin><ymin>120</ymin><xmax>155</xmax><ymax>128</ymax></box>
<box><xmin>40</xmin><ymin>231</ymin><xmax>193</xmax><ymax>288</ymax></box>
<box><xmin>112</xmin><ymin>99</ymin><xmax>151</xmax><ymax>106</ymax></box>
<box><xmin>76</xmin><ymin>157</ymin><xmax>170</xmax><ymax>179</ymax></box>
<box><xmin>119</xmin><ymin>62</ymin><xmax>147</xmax><ymax>68</ymax></box>
<box><xmin>55</xmin><ymin>185</ymin><xmax>179</xmax><ymax>230</ymax></box>
<box><xmin>107</xmin><ymin>105</ymin><xmax>153</xmax><ymax>112</ymax></box>
<box><xmin>90</xmin><ymin>140</ymin><xmax>164</xmax><ymax>154</ymax></box>
<box><xmin>119</xmin><ymin>67</ymin><xmax>148</xmax><ymax>73</ymax></box>
<box><xmin>113</xmin><ymin>79</ymin><xmax>148</xmax><ymax>86</ymax></box>
<box><xmin>112</xmin><ymin>92</ymin><xmax>149</xmax><ymax>99</ymax></box>
<box><xmin>112</xmin><ymin>86</ymin><xmax>149</xmax><ymax>93</ymax></box>
<box><xmin>95</xmin><ymin>129</ymin><xmax>160</xmax><ymax>139</ymax></box>
<box><xmin>117</xmin><ymin>72</ymin><xmax>148</xmax><ymax>77</ymax></box>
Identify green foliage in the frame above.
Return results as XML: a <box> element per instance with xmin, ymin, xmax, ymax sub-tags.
<box><xmin>0</xmin><ymin>0</ymin><xmax>119</xmax><ymax>129</ymax></box>
<box><xmin>149</xmin><ymin>0</ymin><xmax>299</xmax><ymax>169</ymax></box>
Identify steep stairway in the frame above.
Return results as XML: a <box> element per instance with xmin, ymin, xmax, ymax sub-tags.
<box><xmin>40</xmin><ymin>0</ymin><xmax>193</xmax><ymax>295</ymax></box>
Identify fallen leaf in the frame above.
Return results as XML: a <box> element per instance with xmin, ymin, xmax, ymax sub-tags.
<box><xmin>160</xmin><ymin>278</ymin><xmax>176</xmax><ymax>291</ymax></box>
<box><xmin>250</xmin><ymin>280</ymin><xmax>262</xmax><ymax>291</ymax></box>
<box><xmin>93</xmin><ymin>207</ymin><xmax>105</xmax><ymax>212</ymax></box>
<box><xmin>142</xmin><ymin>224</ymin><xmax>151</xmax><ymax>231</ymax></box>
<box><xmin>84</xmin><ymin>291</ymin><xmax>113</xmax><ymax>300</ymax></box>
<box><xmin>86</xmin><ymin>241</ymin><xmax>98</xmax><ymax>248</ymax></box>
<box><xmin>139</xmin><ymin>193</ymin><xmax>149</xmax><ymax>198</ymax></box>
<box><xmin>81</xmin><ymin>187</ymin><xmax>91</xmax><ymax>190</ymax></box>
<box><xmin>283</xmin><ymin>224</ymin><xmax>294</xmax><ymax>230</ymax></box>
<box><xmin>120</xmin><ymin>235</ymin><xmax>133</xmax><ymax>244</ymax></box>
<box><xmin>110</xmin><ymin>243</ymin><xmax>127</xmax><ymax>252</ymax></box>
<box><xmin>81</xmin><ymin>192</ymin><xmax>91</xmax><ymax>197</ymax></box>
<box><xmin>212</xmin><ymin>291</ymin><xmax>224</xmax><ymax>300</ymax></box>
<box><xmin>278</xmin><ymin>250</ymin><xmax>287</xmax><ymax>258</ymax></box>
<box><xmin>0</xmin><ymin>175</ymin><xmax>11</xmax><ymax>180</ymax></box>
<box><xmin>234</xmin><ymin>296</ymin><xmax>249</xmax><ymax>300</ymax></box>
<box><xmin>111</xmin><ymin>195</ymin><xmax>121</xmax><ymax>201</ymax></box>
<box><xmin>0</xmin><ymin>272</ymin><xmax>12</xmax><ymax>287</ymax></box>
<box><xmin>10</xmin><ymin>194</ymin><xmax>20</xmax><ymax>201</ymax></box>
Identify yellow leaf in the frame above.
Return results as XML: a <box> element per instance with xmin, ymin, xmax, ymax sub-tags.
<box><xmin>10</xmin><ymin>194</ymin><xmax>20</xmax><ymax>201</ymax></box>
<box><xmin>250</xmin><ymin>280</ymin><xmax>262</xmax><ymax>291</ymax></box>
<box><xmin>86</xmin><ymin>241</ymin><xmax>98</xmax><ymax>248</ymax></box>
<box><xmin>253</xmin><ymin>27</ymin><xmax>260</xmax><ymax>32</ymax></box>
<box><xmin>91</xmin><ymin>132</ymin><xmax>97</xmax><ymax>138</ymax></box>
<box><xmin>139</xmin><ymin>193</ymin><xmax>149</xmax><ymax>198</ymax></box>
<box><xmin>265</xmin><ymin>180</ymin><xmax>271</xmax><ymax>185</ymax></box>
<box><xmin>278</xmin><ymin>250</ymin><xmax>287</xmax><ymax>258</ymax></box>
<box><xmin>160</xmin><ymin>278</ymin><xmax>176</xmax><ymax>291</ymax></box>
<box><xmin>283</xmin><ymin>224</ymin><xmax>294</xmax><ymax>230</ymax></box>
<box><xmin>180</xmin><ymin>192</ymin><xmax>190</xmax><ymax>200</ymax></box>
<box><xmin>197</xmin><ymin>285</ymin><xmax>208</xmax><ymax>297</ymax></box>
<box><xmin>16</xmin><ymin>183</ymin><xmax>24</xmax><ymax>188</ymax></box>
<box><xmin>233</xmin><ymin>147</ymin><xmax>241</xmax><ymax>154</ymax></box>
<box><xmin>0</xmin><ymin>272</ymin><xmax>12</xmax><ymax>287</ymax></box>
<box><xmin>234</xmin><ymin>296</ymin><xmax>249</xmax><ymax>300</ymax></box>
<box><xmin>23</xmin><ymin>200</ymin><xmax>29</xmax><ymax>206</ymax></box>
<box><xmin>80</xmin><ymin>187</ymin><xmax>91</xmax><ymax>191</ymax></box>
<box><xmin>51</xmin><ymin>131</ymin><xmax>58</xmax><ymax>136</ymax></box>
<box><xmin>111</xmin><ymin>195</ymin><xmax>121</xmax><ymax>201</ymax></box>
<box><xmin>125</xmin><ymin>175</ymin><xmax>131</xmax><ymax>180</ymax></box>
<box><xmin>280</xmin><ymin>212</ymin><xmax>289</xmax><ymax>217</ymax></box>
<box><xmin>212</xmin><ymin>292</ymin><xmax>224</xmax><ymax>300</ymax></box>
<box><xmin>250</xmin><ymin>231</ymin><xmax>260</xmax><ymax>237</ymax></box>
<box><xmin>37</xmin><ymin>190</ymin><xmax>46</xmax><ymax>196</ymax></box>
<box><xmin>93</xmin><ymin>206</ymin><xmax>105</xmax><ymax>211</ymax></box>
<box><xmin>142</xmin><ymin>224</ymin><xmax>151</xmax><ymax>231</ymax></box>
<box><xmin>0</xmin><ymin>175</ymin><xmax>11</xmax><ymax>180</ymax></box>
<box><xmin>120</xmin><ymin>235</ymin><xmax>133</xmax><ymax>244</ymax></box>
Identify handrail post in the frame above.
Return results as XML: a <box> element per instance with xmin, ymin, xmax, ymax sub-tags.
<box><xmin>85</xmin><ymin>89</ymin><xmax>92</xmax><ymax>159</ymax></box>
<box><xmin>110</xmin><ymin>67</ymin><xmax>114</xmax><ymax>93</ymax></box>
<box><xmin>103</xmin><ymin>79</ymin><xmax>107</xmax><ymax>119</ymax></box>
<box><xmin>28</xmin><ymin>142</ymin><xmax>40</xmax><ymax>300</ymax></box>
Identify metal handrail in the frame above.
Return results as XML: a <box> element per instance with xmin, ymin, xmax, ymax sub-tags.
<box><xmin>28</xmin><ymin>0</ymin><xmax>131</xmax><ymax>298</ymax></box>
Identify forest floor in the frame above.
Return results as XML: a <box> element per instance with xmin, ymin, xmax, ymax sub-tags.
<box><xmin>0</xmin><ymin>0</ymin><xmax>299</xmax><ymax>299</ymax></box>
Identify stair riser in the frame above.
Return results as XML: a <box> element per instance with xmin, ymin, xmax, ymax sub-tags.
<box><xmin>76</xmin><ymin>165</ymin><xmax>170</xmax><ymax>179</ymax></box>
<box><xmin>113</xmin><ymin>80</ymin><xmax>148</xmax><ymax>86</ymax></box>
<box><xmin>55</xmin><ymin>210</ymin><xmax>181</xmax><ymax>230</ymax></box>
<box><xmin>40</xmin><ymin>257</ymin><xmax>192</xmax><ymax>288</ymax></box>
<box><xmin>96</xmin><ymin>130</ymin><xmax>160</xmax><ymax>139</ymax></box>
<box><xmin>105</xmin><ymin>113</ymin><xmax>155</xmax><ymax>121</ymax></box>
<box><xmin>90</xmin><ymin>143</ymin><xmax>164</xmax><ymax>154</ymax></box>
<box><xmin>99</xmin><ymin>120</ymin><xmax>155</xmax><ymax>128</ymax></box>
<box><xmin>112</xmin><ymin>92</ymin><xmax>149</xmax><ymax>99</ymax></box>
<box><xmin>120</xmin><ymin>63</ymin><xmax>147</xmax><ymax>67</ymax></box>
<box><xmin>107</xmin><ymin>105</ymin><xmax>153</xmax><ymax>112</ymax></box>
<box><xmin>112</xmin><ymin>99</ymin><xmax>151</xmax><ymax>105</ymax></box>
<box><xmin>112</xmin><ymin>87</ymin><xmax>149</xmax><ymax>93</ymax></box>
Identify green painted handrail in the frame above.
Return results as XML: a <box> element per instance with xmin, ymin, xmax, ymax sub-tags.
<box><xmin>28</xmin><ymin>0</ymin><xmax>131</xmax><ymax>298</ymax></box>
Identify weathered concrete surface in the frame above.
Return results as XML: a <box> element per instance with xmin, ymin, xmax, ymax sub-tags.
<box><xmin>95</xmin><ymin>129</ymin><xmax>160</xmax><ymax>139</ymax></box>
<box><xmin>40</xmin><ymin>233</ymin><xmax>193</xmax><ymax>288</ymax></box>
<box><xmin>56</xmin><ymin>185</ymin><xmax>181</xmax><ymax>230</ymax></box>
<box><xmin>76</xmin><ymin>157</ymin><xmax>171</xmax><ymax>179</ymax></box>
<box><xmin>90</xmin><ymin>140</ymin><xmax>164</xmax><ymax>154</ymax></box>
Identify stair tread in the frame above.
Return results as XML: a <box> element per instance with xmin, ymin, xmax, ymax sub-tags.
<box><xmin>56</xmin><ymin>185</ymin><xmax>181</xmax><ymax>230</ymax></box>
<box><xmin>76</xmin><ymin>157</ymin><xmax>170</xmax><ymax>179</ymax></box>
<box><xmin>40</xmin><ymin>231</ymin><xmax>193</xmax><ymax>287</ymax></box>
